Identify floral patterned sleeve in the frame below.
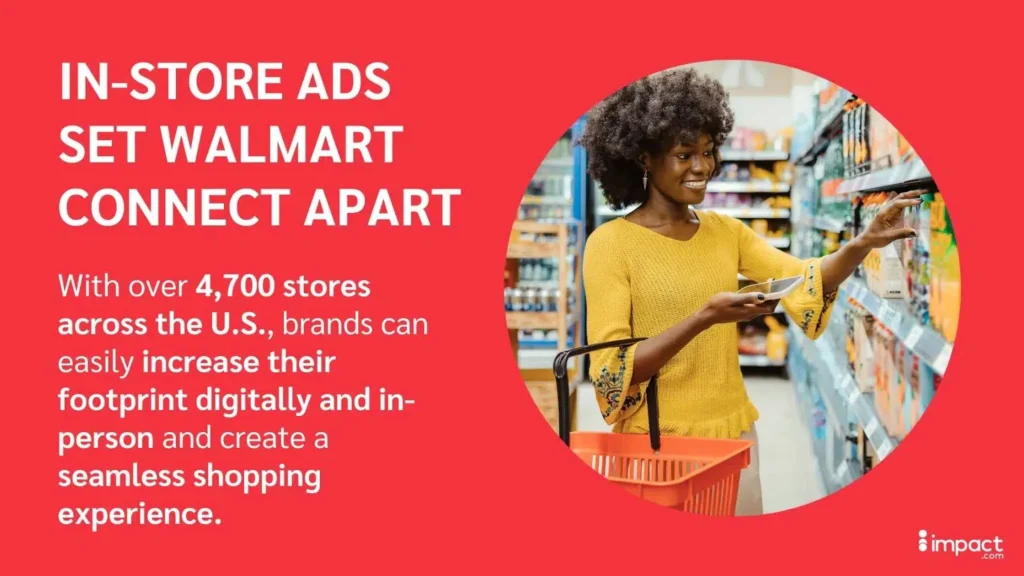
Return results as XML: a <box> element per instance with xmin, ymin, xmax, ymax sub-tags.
<box><xmin>733</xmin><ymin>217</ymin><xmax>838</xmax><ymax>340</ymax></box>
<box><xmin>581</xmin><ymin>228</ymin><xmax>648</xmax><ymax>424</ymax></box>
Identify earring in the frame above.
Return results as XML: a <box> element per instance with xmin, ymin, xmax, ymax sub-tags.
<box><xmin>642</xmin><ymin>170</ymin><xmax>648</xmax><ymax>189</ymax></box>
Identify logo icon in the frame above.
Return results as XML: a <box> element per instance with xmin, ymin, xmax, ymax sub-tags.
<box><xmin>918</xmin><ymin>529</ymin><xmax>1005</xmax><ymax>560</ymax></box>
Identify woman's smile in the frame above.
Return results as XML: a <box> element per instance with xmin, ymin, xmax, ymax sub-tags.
<box><xmin>683</xmin><ymin>179</ymin><xmax>708</xmax><ymax>191</ymax></box>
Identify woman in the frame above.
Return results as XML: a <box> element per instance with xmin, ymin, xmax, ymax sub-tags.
<box><xmin>578</xmin><ymin>67</ymin><xmax>920</xmax><ymax>515</ymax></box>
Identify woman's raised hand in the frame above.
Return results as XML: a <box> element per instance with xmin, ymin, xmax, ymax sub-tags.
<box><xmin>860</xmin><ymin>189</ymin><xmax>924</xmax><ymax>249</ymax></box>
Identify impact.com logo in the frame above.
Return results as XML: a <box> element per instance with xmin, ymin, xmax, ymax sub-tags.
<box><xmin>919</xmin><ymin>530</ymin><xmax>1005</xmax><ymax>559</ymax></box>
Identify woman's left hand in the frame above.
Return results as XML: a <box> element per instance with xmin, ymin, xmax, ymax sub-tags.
<box><xmin>858</xmin><ymin>189</ymin><xmax>924</xmax><ymax>249</ymax></box>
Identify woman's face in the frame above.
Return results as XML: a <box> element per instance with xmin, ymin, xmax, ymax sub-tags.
<box><xmin>646</xmin><ymin>133</ymin><xmax>716</xmax><ymax>205</ymax></box>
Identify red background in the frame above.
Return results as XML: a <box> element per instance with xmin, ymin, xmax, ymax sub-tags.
<box><xmin>2</xmin><ymin>1</ymin><xmax>1019</xmax><ymax>573</ymax></box>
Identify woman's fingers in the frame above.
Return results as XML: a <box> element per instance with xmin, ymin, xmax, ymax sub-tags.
<box><xmin>740</xmin><ymin>300</ymin><xmax>779</xmax><ymax>319</ymax></box>
<box><xmin>887</xmin><ymin>226</ymin><xmax>918</xmax><ymax>240</ymax></box>
<box><xmin>895</xmin><ymin>189</ymin><xmax>926</xmax><ymax>201</ymax></box>
<box><xmin>888</xmin><ymin>198</ymin><xmax>922</xmax><ymax>211</ymax></box>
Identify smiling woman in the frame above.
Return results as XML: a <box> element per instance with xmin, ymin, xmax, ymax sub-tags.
<box><xmin>573</xmin><ymin>66</ymin><xmax>922</xmax><ymax>515</ymax></box>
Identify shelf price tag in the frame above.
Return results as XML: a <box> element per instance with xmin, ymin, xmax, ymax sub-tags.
<box><xmin>835</xmin><ymin>461</ymin><xmax>849</xmax><ymax>484</ymax></box>
<box><xmin>905</xmin><ymin>325</ymin><xmax>924</xmax><ymax>349</ymax></box>
<box><xmin>847</xmin><ymin>388</ymin><xmax>860</xmax><ymax>406</ymax></box>
<box><xmin>888</xmin><ymin>307</ymin><xmax>902</xmax><ymax>330</ymax></box>
<box><xmin>864</xmin><ymin>418</ymin><xmax>879</xmax><ymax>437</ymax></box>
<box><xmin>877</xmin><ymin>301</ymin><xmax>890</xmax><ymax>323</ymax></box>
<box><xmin>877</xmin><ymin>441</ymin><xmax>893</xmax><ymax>461</ymax></box>
<box><xmin>933</xmin><ymin>344</ymin><xmax>952</xmax><ymax>375</ymax></box>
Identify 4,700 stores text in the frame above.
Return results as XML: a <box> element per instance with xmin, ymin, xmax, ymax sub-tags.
<box><xmin>60</xmin><ymin>272</ymin><xmax>372</xmax><ymax>300</ymax></box>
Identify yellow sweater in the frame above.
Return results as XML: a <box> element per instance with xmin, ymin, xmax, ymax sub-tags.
<box><xmin>582</xmin><ymin>211</ymin><xmax>837</xmax><ymax>439</ymax></box>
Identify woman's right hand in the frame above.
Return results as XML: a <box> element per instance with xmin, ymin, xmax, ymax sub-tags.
<box><xmin>698</xmin><ymin>292</ymin><xmax>780</xmax><ymax>326</ymax></box>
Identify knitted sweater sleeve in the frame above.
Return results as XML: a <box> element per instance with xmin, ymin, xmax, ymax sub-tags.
<box><xmin>582</xmin><ymin>226</ymin><xmax>649</xmax><ymax>425</ymax></box>
<box><xmin>731</xmin><ymin>216</ymin><xmax>838</xmax><ymax>340</ymax></box>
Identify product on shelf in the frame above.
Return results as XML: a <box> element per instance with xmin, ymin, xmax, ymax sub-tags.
<box><xmin>723</xmin><ymin>127</ymin><xmax>790</xmax><ymax>153</ymax></box>
<box><xmin>856</xmin><ymin>101</ymin><xmax>870</xmax><ymax>176</ymax></box>
<box><xmin>846</xmin><ymin>305</ymin><xmax>876</xmax><ymax>392</ymax></box>
<box><xmin>892</xmin><ymin>337</ymin><xmax>908</xmax><ymax>439</ymax></box>
<box><xmin>903</xmin><ymin>346</ymin><xmax>936</xmax><ymax>435</ymax></box>
<box><xmin>763</xmin><ymin>316</ymin><xmax>788</xmax><ymax>362</ymax></box>
<box><xmin>738</xmin><ymin>325</ymin><xmax>767</xmax><ymax>356</ymax></box>
<box><xmin>698</xmin><ymin>195</ymin><xmax>792</xmax><ymax>210</ymax></box>
<box><xmin>928</xmin><ymin>193</ymin><xmax>959</xmax><ymax>342</ymax></box>
<box><xmin>868</xmin><ymin>107</ymin><xmax>900</xmax><ymax>171</ymax></box>
<box><xmin>903</xmin><ymin>190</ymin><xmax>933</xmax><ymax>323</ymax></box>
<box><xmin>873</xmin><ymin>325</ymin><xmax>898</xmax><ymax>437</ymax></box>
<box><xmin>517</xmin><ymin>203</ymin><xmax>572</xmax><ymax>222</ymax></box>
<box><xmin>898</xmin><ymin>131</ymin><xmax>917</xmax><ymax>164</ymax></box>
<box><xmin>858</xmin><ymin>192</ymin><xmax>907</xmax><ymax>298</ymax></box>
<box><xmin>517</xmin><ymin>260</ymin><xmax>562</xmax><ymax>284</ymax></box>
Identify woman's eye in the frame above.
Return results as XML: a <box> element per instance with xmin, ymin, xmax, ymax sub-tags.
<box><xmin>704</xmin><ymin>151</ymin><xmax>714</xmax><ymax>157</ymax></box>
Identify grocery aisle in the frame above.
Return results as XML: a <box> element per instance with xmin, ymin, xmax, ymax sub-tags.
<box><xmin>506</xmin><ymin>60</ymin><xmax>956</xmax><ymax>514</ymax></box>
<box><xmin>576</xmin><ymin>374</ymin><xmax>825</xmax><ymax>514</ymax></box>
<box><xmin>743</xmin><ymin>374</ymin><xmax>825</xmax><ymax>512</ymax></box>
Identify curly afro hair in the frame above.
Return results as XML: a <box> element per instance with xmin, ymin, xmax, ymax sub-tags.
<box><xmin>578</xmin><ymin>68</ymin><xmax>735</xmax><ymax>210</ymax></box>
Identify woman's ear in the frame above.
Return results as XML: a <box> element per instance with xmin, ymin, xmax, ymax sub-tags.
<box><xmin>637</xmin><ymin>151</ymin><xmax>651</xmax><ymax>171</ymax></box>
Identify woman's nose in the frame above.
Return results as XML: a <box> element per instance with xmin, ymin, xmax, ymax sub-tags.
<box><xmin>690</xmin><ymin>156</ymin><xmax>710</xmax><ymax>174</ymax></box>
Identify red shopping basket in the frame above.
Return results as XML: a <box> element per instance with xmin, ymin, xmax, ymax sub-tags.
<box><xmin>554</xmin><ymin>338</ymin><xmax>753</xmax><ymax>515</ymax></box>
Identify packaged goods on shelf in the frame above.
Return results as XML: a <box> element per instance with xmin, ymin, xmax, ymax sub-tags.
<box><xmin>844</xmin><ymin>305</ymin><xmax>876</xmax><ymax>392</ymax></box>
<box><xmin>505</xmin><ymin>287</ymin><xmax>561</xmax><ymax>313</ymax></box>
<box><xmin>898</xmin><ymin>131</ymin><xmax>917</xmax><ymax>164</ymax></box>
<box><xmin>738</xmin><ymin>325</ymin><xmax>767</xmax><ymax>357</ymax></box>
<box><xmin>928</xmin><ymin>193</ymin><xmax>960</xmax><ymax>342</ymax></box>
<box><xmin>858</xmin><ymin>192</ymin><xmax>907</xmax><ymax>297</ymax></box>
<box><xmin>818</xmin><ymin>138</ymin><xmax>845</xmax><ymax>203</ymax></box>
<box><xmin>515</xmin><ymin>260</ymin><xmax>564</xmax><ymax>284</ymax></box>
<box><xmin>892</xmin><ymin>337</ymin><xmax>908</xmax><ymax>439</ymax></box>
<box><xmin>865</xmin><ymin>320</ymin><xmax>940</xmax><ymax>440</ymax></box>
<box><xmin>818</xmin><ymin>82</ymin><xmax>843</xmax><ymax>110</ymax></box>
<box><xmin>864</xmin><ymin>244</ymin><xmax>906</xmax><ymax>298</ymax></box>
<box><xmin>903</xmin><ymin>347</ymin><xmax>936</xmax><ymax>435</ymax></box>
<box><xmin>903</xmin><ymin>190</ymin><xmax>933</xmax><ymax>323</ymax></box>
<box><xmin>872</xmin><ymin>325</ymin><xmax>898</xmax><ymax>437</ymax></box>
<box><xmin>699</xmin><ymin>194</ymin><xmax>792</xmax><ymax>210</ymax></box>
<box><xmin>764</xmin><ymin>316</ymin><xmax>788</xmax><ymax>362</ymax></box>
<box><xmin>723</xmin><ymin>126</ymin><xmax>790</xmax><ymax>154</ymax></box>
<box><xmin>518</xmin><ymin>203</ymin><xmax>573</xmax><ymax>221</ymax></box>
<box><xmin>869</xmin><ymin>107</ymin><xmax>901</xmax><ymax>171</ymax></box>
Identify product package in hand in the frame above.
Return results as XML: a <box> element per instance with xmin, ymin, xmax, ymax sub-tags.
<box><xmin>737</xmin><ymin>275</ymin><xmax>804</xmax><ymax>300</ymax></box>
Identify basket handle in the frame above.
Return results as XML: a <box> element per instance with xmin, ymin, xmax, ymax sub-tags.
<box><xmin>552</xmin><ymin>338</ymin><xmax>662</xmax><ymax>452</ymax></box>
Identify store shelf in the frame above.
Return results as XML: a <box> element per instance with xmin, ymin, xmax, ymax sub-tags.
<box><xmin>841</xmin><ymin>278</ymin><xmax>953</xmax><ymax>375</ymax></box>
<box><xmin>767</xmin><ymin>237</ymin><xmax>790</xmax><ymax>248</ymax></box>
<box><xmin>707</xmin><ymin>182</ymin><xmax>791</xmax><ymax>193</ymax></box>
<box><xmin>706</xmin><ymin>207</ymin><xmax>790</xmax><ymax>219</ymax></box>
<box><xmin>506</xmin><ymin>311</ymin><xmax>561</xmax><ymax>330</ymax></box>
<box><xmin>507</xmin><ymin>242</ymin><xmax>560</xmax><ymax>259</ymax></box>
<box><xmin>813</xmin><ymin>216</ymin><xmax>845</xmax><ymax>233</ymax></box>
<box><xmin>518</xmin><ymin>348</ymin><xmax>576</xmax><ymax>371</ymax></box>
<box><xmin>836</xmin><ymin>157</ymin><xmax>932</xmax><ymax>196</ymax></box>
<box><xmin>792</xmin><ymin>325</ymin><xmax>898</xmax><ymax>463</ymax></box>
<box><xmin>813</xmin><ymin>335</ymin><xmax>898</xmax><ymax>462</ymax></box>
<box><xmin>795</xmin><ymin>90</ymin><xmax>852</xmax><ymax>166</ymax></box>
<box><xmin>739</xmin><ymin>354</ymin><xmax>786</xmax><ymax>367</ymax></box>
<box><xmin>515</xmin><ymin>280</ymin><xmax>560</xmax><ymax>289</ymax></box>
<box><xmin>520</xmin><ymin>195</ymin><xmax>573</xmax><ymax>206</ymax></box>
<box><xmin>795</xmin><ymin>330</ymin><xmax>848</xmax><ymax>439</ymax></box>
<box><xmin>597</xmin><ymin>206</ymin><xmax>789</xmax><ymax>219</ymax></box>
<box><xmin>538</xmin><ymin>157</ymin><xmax>573</xmax><ymax>169</ymax></box>
<box><xmin>720</xmin><ymin>150</ymin><xmax>790</xmax><ymax>162</ymax></box>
